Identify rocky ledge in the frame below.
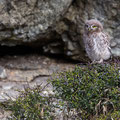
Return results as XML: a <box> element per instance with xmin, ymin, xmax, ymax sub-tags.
<box><xmin>0</xmin><ymin>0</ymin><xmax>119</xmax><ymax>61</ymax></box>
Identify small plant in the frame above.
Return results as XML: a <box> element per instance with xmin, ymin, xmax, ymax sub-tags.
<box><xmin>96</xmin><ymin>110</ymin><xmax>120</xmax><ymax>120</ymax></box>
<box><xmin>4</xmin><ymin>85</ymin><xmax>55</xmax><ymax>120</ymax></box>
<box><xmin>51</xmin><ymin>64</ymin><xmax>120</xmax><ymax>119</ymax></box>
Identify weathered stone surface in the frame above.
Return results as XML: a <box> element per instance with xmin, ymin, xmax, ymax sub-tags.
<box><xmin>0</xmin><ymin>66</ymin><xmax>7</xmax><ymax>79</ymax></box>
<box><xmin>0</xmin><ymin>0</ymin><xmax>72</xmax><ymax>46</ymax></box>
<box><xmin>0</xmin><ymin>0</ymin><xmax>120</xmax><ymax>60</ymax></box>
<box><xmin>0</xmin><ymin>54</ymin><xmax>76</xmax><ymax>118</ymax></box>
<box><xmin>0</xmin><ymin>55</ymin><xmax>75</xmax><ymax>102</ymax></box>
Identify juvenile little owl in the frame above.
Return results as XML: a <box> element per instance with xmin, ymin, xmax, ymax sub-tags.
<box><xmin>83</xmin><ymin>19</ymin><xmax>111</xmax><ymax>63</ymax></box>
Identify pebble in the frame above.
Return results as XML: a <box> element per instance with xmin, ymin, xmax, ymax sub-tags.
<box><xmin>0</xmin><ymin>67</ymin><xmax>7</xmax><ymax>79</ymax></box>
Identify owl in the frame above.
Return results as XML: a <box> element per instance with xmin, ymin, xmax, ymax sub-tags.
<box><xmin>83</xmin><ymin>19</ymin><xmax>111</xmax><ymax>63</ymax></box>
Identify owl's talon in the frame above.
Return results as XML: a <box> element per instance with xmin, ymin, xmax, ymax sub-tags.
<box><xmin>91</xmin><ymin>60</ymin><xmax>96</xmax><ymax>64</ymax></box>
<box><xmin>91</xmin><ymin>59</ymin><xmax>103</xmax><ymax>64</ymax></box>
<box><xmin>97</xmin><ymin>59</ymin><xmax>103</xmax><ymax>63</ymax></box>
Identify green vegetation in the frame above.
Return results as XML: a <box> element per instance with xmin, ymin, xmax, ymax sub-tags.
<box><xmin>2</xmin><ymin>64</ymin><xmax>120</xmax><ymax>120</ymax></box>
<box><xmin>3</xmin><ymin>86</ymin><xmax>55</xmax><ymax>120</ymax></box>
<box><xmin>96</xmin><ymin>111</ymin><xmax>120</xmax><ymax>120</ymax></box>
<box><xmin>51</xmin><ymin>64</ymin><xmax>120</xmax><ymax>119</ymax></box>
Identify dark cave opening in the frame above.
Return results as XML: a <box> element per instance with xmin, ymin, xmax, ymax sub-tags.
<box><xmin>0</xmin><ymin>45</ymin><xmax>79</xmax><ymax>63</ymax></box>
<box><xmin>0</xmin><ymin>45</ymin><xmax>43</xmax><ymax>56</ymax></box>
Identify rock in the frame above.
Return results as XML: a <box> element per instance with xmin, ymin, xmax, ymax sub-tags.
<box><xmin>0</xmin><ymin>109</ymin><xmax>11</xmax><ymax>120</ymax></box>
<box><xmin>111</xmin><ymin>47</ymin><xmax>120</xmax><ymax>56</ymax></box>
<box><xmin>0</xmin><ymin>66</ymin><xmax>7</xmax><ymax>79</ymax></box>
<box><xmin>0</xmin><ymin>0</ymin><xmax>120</xmax><ymax>60</ymax></box>
<box><xmin>0</xmin><ymin>0</ymin><xmax>72</xmax><ymax>46</ymax></box>
<box><xmin>0</xmin><ymin>55</ymin><xmax>75</xmax><ymax>102</ymax></box>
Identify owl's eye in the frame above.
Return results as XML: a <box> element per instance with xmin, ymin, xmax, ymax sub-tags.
<box><xmin>92</xmin><ymin>25</ymin><xmax>97</xmax><ymax>28</ymax></box>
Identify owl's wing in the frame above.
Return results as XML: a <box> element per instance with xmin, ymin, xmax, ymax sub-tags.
<box><xmin>101</xmin><ymin>32</ymin><xmax>110</xmax><ymax>46</ymax></box>
<box><xmin>100</xmin><ymin>32</ymin><xmax>111</xmax><ymax>50</ymax></box>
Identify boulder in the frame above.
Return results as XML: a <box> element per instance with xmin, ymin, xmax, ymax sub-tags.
<box><xmin>0</xmin><ymin>0</ymin><xmax>72</xmax><ymax>46</ymax></box>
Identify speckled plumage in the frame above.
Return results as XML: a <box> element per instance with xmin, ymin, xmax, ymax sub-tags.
<box><xmin>83</xmin><ymin>19</ymin><xmax>111</xmax><ymax>63</ymax></box>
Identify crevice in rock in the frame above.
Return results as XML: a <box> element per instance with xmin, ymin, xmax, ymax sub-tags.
<box><xmin>0</xmin><ymin>45</ymin><xmax>43</xmax><ymax>56</ymax></box>
<box><xmin>0</xmin><ymin>45</ymin><xmax>80</xmax><ymax>63</ymax></box>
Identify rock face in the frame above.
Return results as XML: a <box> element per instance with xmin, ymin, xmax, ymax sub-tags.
<box><xmin>0</xmin><ymin>55</ymin><xmax>75</xmax><ymax>102</ymax></box>
<box><xmin>0</xmin><ymin>0</ymin><xmax>120</xmax><ymax>60</ymax></box>
<box><xmin>0</xmin><ymin>0</ymin><xmax>72</xmax><ymax>45</ymax></box>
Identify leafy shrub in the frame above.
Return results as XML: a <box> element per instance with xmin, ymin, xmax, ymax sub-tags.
<box><xmin>4</xmin><ymin>86</ymin><xmax>55</xmax><ymax>120</ymax></box>
<box><xmin>96</xmin><ymin>110</ymin><xmax>120</xmax><ymax>120</ymax></box>
<box><xmin>51</xmin><ymin>64</ymin><xmax>120</xmax><ymax>119</ymax></box>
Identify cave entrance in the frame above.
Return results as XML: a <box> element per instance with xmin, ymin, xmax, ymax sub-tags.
<box><xmin>0</xmin><ymin>45</ymin><xmax>43</xmax><ymax>56</ymax></box>
<box><xmin>0</xmin><ymin>45</ymin><xmax>78</xmax><ymax>64</ymax></box>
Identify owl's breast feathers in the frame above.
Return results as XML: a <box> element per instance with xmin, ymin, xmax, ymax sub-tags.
<box><xmin>83</xmin><ymin>31</ymin><xmax>111</xmax><ymax>61</ymax></box>
<box><xmin>85</xmin><ymin>32</ymin><xmax>110</xmax><ymax>50</ymax></box>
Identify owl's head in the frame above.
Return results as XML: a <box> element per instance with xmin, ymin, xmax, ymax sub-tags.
<box><xmin>85</xmin><ymin>19</ymin><xmax>103</xmax><ymax>33</ymax></box>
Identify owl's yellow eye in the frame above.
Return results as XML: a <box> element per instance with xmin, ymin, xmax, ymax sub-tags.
<box><xmin>92</xmin><ymin>26</ymin><xmax>97</xmax><ymax>28</ymax></box>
